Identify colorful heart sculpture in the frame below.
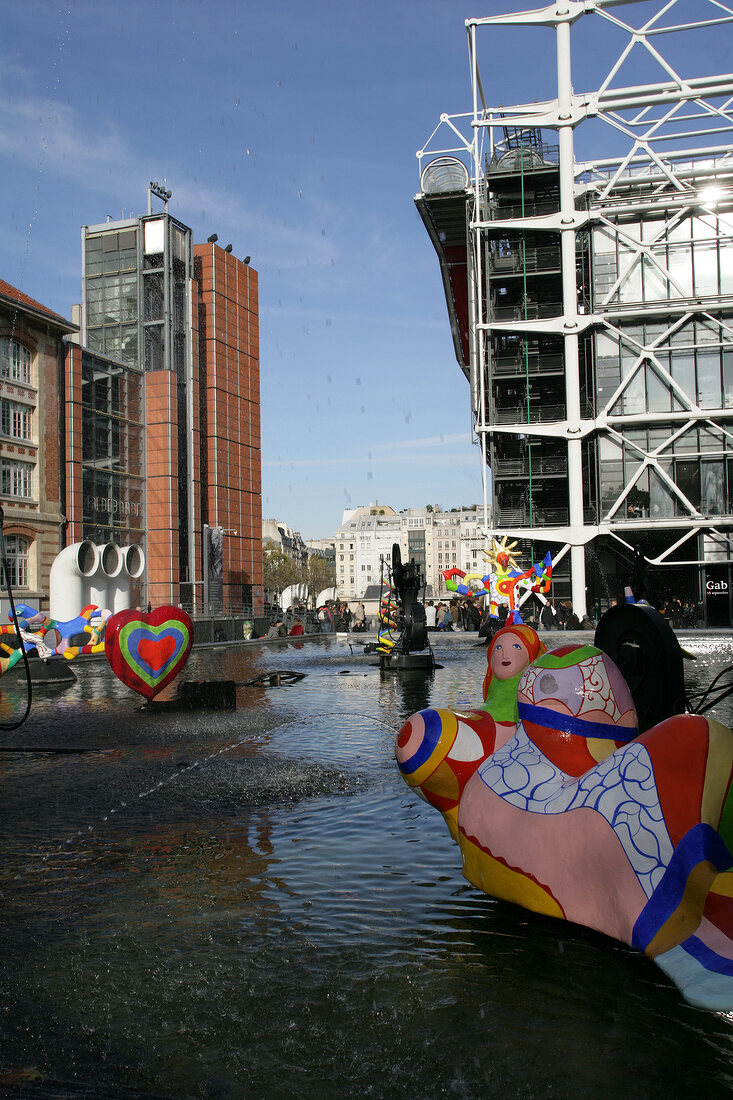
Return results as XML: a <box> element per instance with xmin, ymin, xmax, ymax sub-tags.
<box><xmin>104</xmin><ymin>606</ymin><xmax>194</xmax><ymax>701</ymax></box>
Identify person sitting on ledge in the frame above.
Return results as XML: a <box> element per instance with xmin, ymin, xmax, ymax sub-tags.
<box><xmin>565</xmin><ymin>606</ymin><xmax>581</xmax><ymax>630</ymax></box>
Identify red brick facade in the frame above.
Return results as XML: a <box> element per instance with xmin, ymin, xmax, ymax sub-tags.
<box><xmin>145</xmin><ymin>370</ymin><xmax>180</xmax><ymax>606</ymax></box>
<box><xmin>193</xmin><ymin>244</ymin><xmax>263</xmax><ymax>615</ymax></box>
<box><xmin>64</xmin><ymin>342</ymin><xmax>83</xmax><ymax>544</ymax></box>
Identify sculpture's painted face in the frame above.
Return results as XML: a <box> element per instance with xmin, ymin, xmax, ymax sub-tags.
<box><xmin>491</xmin><ymin>636</ymin><xmax>529</xmax><ymax>681</ymax></box>
<box><xmin>497</xmin><ymin>552</ymin><xmax>510</xmax><ymax>570</ymax></box>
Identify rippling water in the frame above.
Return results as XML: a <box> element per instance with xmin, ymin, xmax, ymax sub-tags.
<box><xmin>1</xmin><ymin>632</ymin><xmax>733</xmax><ymax>1098</ymax></box>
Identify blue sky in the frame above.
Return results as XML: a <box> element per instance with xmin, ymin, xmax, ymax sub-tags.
<box><xmin>3</xmin><ymin>0</ymin><xmax>728</xmax><ymax>539</ymax></box>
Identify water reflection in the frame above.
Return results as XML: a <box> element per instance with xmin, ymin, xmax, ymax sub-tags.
<box><xmin>380</xmin><ymin>667</ymin><xmax>435</xmax><ymax>716</ymax></box>
<box><xmin>1</xmin><ymin>634</ymin><xmax>733</xmax><ymax>1097</ymax></box>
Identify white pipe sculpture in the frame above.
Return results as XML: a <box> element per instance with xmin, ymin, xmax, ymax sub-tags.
<box><xmin>49</xmin><ymin>541</ymin><xmax>100</xmax><ymax>622</ymax></box>
<box><xmin>49</xmin><ymin>542</ymin><xmax>146</xmax><ymax>622</ymax></box>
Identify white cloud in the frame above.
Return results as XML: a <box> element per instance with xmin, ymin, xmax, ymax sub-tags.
<box><xmin>0</xmin><ymin>57</ymin><xmax>336</xmax><ymax>279</ymax></box>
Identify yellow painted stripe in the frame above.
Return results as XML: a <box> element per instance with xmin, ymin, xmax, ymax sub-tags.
<box><xmin>458</xmin><ymin>834</ymin><xmax>564</xmax><ymax>919</ymax></box>
<box><xmin>709</xmin><ymin>870</ymin><xmax>733</xmax><ymax>899</ymax></box>
<box><xmin>645</xmin><ymin>859</ymin><xmax>718</xmax><ymax>958</ymax></box>
<box><xmin>702</xmin><ymin>718</ymin><xmax>733</xmax><ymax>830</ymax></box>
<box><xmin>406</xmin><ymin>710</ymin><xmax>459</xmax><ymax>788</ymax></box>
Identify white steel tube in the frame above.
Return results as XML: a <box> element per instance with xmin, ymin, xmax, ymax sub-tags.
<box><xmin>110</xmin><ymin>544</ymin><xmax>146</xmax><ymax>612</ymax></box>
<box><xmin>49</xmin><ymin>541</ymin><xmax>100</xmax><ymax>623</ymax></box>
<box><xmin>89</xmin><ymin>542</ymin><xmax>123</xmax><ymax>612</ymax></box>
<box><xmin>557</xmin><ymin>17</ymin><xmax>587</xmax><ymax>618</ymax></box>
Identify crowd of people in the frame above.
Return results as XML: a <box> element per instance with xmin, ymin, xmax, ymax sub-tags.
<box><xmin>423</xmin><ymin>597</ymin><xmax>482</xmax><ymax>632</ymax></box>
<box><xmin>263</xmin><ymin>600</ymin><xmax>370</xmax><ymax>637</ymax></box>
<box><xmin>263</xmin><ymin>595</ymin><xmax>595</xmax><ymax>639</ymax></box>
<box><xmin>316</xmin><ymin>601</ymin><xmax>368</xmax><ymax>633</ymax></box>
<box><xmin>261</xmin><ymin>590</ymin><xmax>708</xmax><ymax>642</ymax></box>
<box><xmin>539</xmin><ymin>600</ymin><xmax>584</xmax><ymax>631</ymax></box>
<box><xmin>657</xmin><ymin>598</ymin><xmax>703</xmax><ymax>629</ymax></box>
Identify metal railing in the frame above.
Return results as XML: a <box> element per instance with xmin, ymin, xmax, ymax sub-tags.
<box><xmin>496</xmin><ymin>506</ymin><xmax>569</xmax><ymax>527</ymax></box>
<box><xmin>492</xmin><ymin>352</ymin><xmax>564</xmax><ymax>375</ymax></box>
<box><xmin>493</xmin><ymin>403</ymin><xmax>566</xmax><ymax>424</ymax></box>
<box><xmin>494</xmin><ymin>456</ymin><xmax>567</xmax><ymax>476</ymax></box>
<box><xmin>489</xmin><ymin>199</ymin><xmax>560</xmax><ymax>220</ymax></box>
<box><xmin>490</xmin><ymin>300</ymin><xmax>563</xmax><ymax>322</ymax></box>
<box><xmin>490</xmin><ymin>245</ymin><xmax>562</xmax><ymax>274</ymax></box>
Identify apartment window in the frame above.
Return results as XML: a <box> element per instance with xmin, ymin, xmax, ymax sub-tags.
<box><xmin>0</xmin><ymin>338</ymin><xmax>32</xmax><ymax>385</ymax></box>
<box><xmin>0</xmin><ymin>400</ymin><xmax>32</xmax><ymax>440</ymax></box>
<box><xmin>1</xmin><ymin>535</ymin><xmax>29</xmax><ymax>587</ymax></box>
<box><xmin>0</xmin><ymin>459</ymin><xmax>33</xmax><ymax>498</ymax></box>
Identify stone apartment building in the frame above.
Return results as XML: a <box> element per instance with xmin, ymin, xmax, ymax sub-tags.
<box><xmin>331</xmin><ymin>503</ymin><xmax>489</xmax><ymax>601</ymax></box>
<box><xmin>0</xmin><ymin>280</ymin><xmax>76</xmax><ymax>616</ymax></box>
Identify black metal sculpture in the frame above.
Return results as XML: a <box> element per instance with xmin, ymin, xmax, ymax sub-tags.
<box><xmin>378</xmin><ymin>544</ymin><xmax>434</xmax><ymax>671</ymax></box>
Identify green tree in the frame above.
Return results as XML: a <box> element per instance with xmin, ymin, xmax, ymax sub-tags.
<box><xmin>263</xmin><ymin>545</ymin><xmax>300</xmax><ymax>604</ymax></box>
<box><xmin>305</xmin><ymin>554</ymin><xmax>336</xmax><ymax>607</ymax></box>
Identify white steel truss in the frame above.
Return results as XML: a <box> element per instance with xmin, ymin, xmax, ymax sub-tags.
<box><xmin>415</xmin><ymin>0</ymin><xmax>733</xmax><ymax>617</ymax></box>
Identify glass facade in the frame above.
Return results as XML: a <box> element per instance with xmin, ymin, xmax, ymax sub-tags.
<box><xmin>590</xmin><ymin>214</ymin><xmax>733</xmax><ymax>530</ymax></box>
<box><xmin>582</xmin><ymin>184</ymin><xmax>733</xmax><ymax>615</ymax></box>
<box><xmin>80</xmin><ymin>351</ymin><xmax>145</xmax><ymax>545</ymax></box>
<box><xmin>84</xmin><ymin>229</ymin><xmax>139</xmax><ymax>365</ymax></box>
<box><xmin>83</xmin><ymin>217</ymin><xmax>192</xmax><ymax>375</ymax></box>
<box><xmin>593</xmin><ymin>212</ymin><xmax>733</xmax><ymax>308</ymax></box>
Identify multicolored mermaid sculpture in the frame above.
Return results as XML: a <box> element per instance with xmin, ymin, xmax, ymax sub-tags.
<box><xmin>396</xmin><ymin>626</ymin><xmax>733</xmax><ymax>1011</ymax></box>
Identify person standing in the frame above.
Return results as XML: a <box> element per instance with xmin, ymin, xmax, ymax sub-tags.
<box><xmin>424</xmin><ymin>600</ymin><xmax>437</xmax><ymax>629</ymax></box>
<box><xmin>463</xmin><ymin>596</ymin><xmax>480</xmax><ymax>631</ymax></box>
<box><xmin>540</xmin><ymin>601</ymin><xmax>556</xmax><ymax>631</ymax></box>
